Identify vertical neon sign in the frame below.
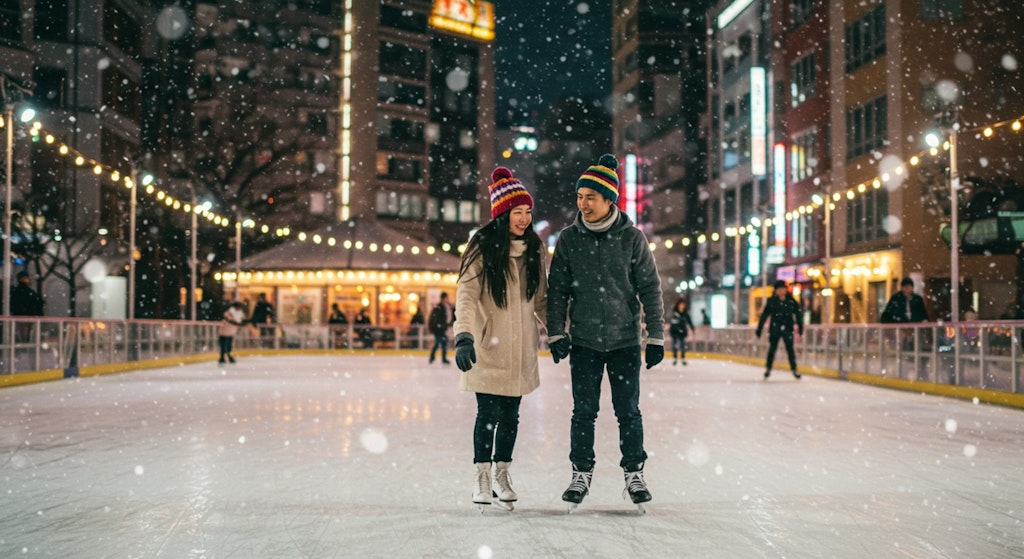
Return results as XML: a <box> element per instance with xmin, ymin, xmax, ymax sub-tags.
<box><xmin>773</xmin><ymin>143</ymin><xmax>786</xmax><ymax>245</ymax></box>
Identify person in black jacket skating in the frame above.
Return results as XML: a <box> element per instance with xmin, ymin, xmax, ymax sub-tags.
<box><xmin>756</xmin><ymin>280</ymin><xmax>803</xmax><ymax>380</ymax></box>
<box><xmin>669</xmin><ymin>299</ymin><xmax>696</xmax><ymax>365</ymax></box>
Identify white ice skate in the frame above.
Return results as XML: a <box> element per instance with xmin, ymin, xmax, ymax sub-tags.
<box><xmin>472</xmin><ymin>462</ymin><xmax>492</xmax><ymax>512</ymax></box>
<box><xmin>491</xmin><ymin>462</ymin><xmax>517</xmax><ymax>511</ymax></box>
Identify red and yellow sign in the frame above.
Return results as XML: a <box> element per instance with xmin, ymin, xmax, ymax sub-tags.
<box><xmin>430</xmin><ymin>0</ymin><xmax>495</xmax><ymax>41</ymax></box>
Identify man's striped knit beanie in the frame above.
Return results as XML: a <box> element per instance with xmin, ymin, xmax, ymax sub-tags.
<box><xmin>576</xmin><ymin>153</ymin><xmax>620</xmax><ymax>203</ymax></box>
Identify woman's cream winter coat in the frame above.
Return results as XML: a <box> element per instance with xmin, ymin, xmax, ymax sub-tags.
<box><xmin>454</xmin><ymin>239</ymin><xmax>547</xmax><ymax>397</ymax></box>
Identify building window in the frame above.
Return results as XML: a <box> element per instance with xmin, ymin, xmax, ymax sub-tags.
<box><xmin>844</xmin><ymin>5</ymin><xmax>885</xmax><ymax>73</ymax></box>
<box><xmin>920</xmin><ymin>0</ymin><xmax>963</xmax><ymax>21</ymax></box>
<box><xmin>31</xmin><ymin>0</ymin><xmax>66</xmax><ymax>42</ymax></box>
<box><xmin>377</xmin><ymin>78</ymin><xmax>426</xmax><ymax>107</ymax></box>
<box><xmin>103</xmin><ymin>0</ymin><xmax>141</xmax><ymax>59</ymax></box>
<box><xmin>845</xmin><ymin>96</ymin><xmax>886</xmax><ymax>160</ymax></box>
<box><xmin>33</xmin><ymin>66</ymin><xmax>68</xmax><ymax>109</ymax></box>
<box><xmin>790</xmin><ymin>0</ymin><xmax>813</xmax><ymax>29</ymax></box>
<box><xmin>790</xmin><ymin>127</ymin><xmax>817</xmax><ymax>182</ymax></box>
<box><xmin>846</xmin><ymin>188</ymin><xmax>888</xmax><ymax>244</ymax></box>
<box><xmin>379</xmin><ymin>41</ymin><xmax>427</xmax><ymax>81</ymax></box>
<box><xmin>379</xmin><ymin>5</ymin><xmax>428</xmax><ymax>33</ymax></box>
<box><xmin>0</xmin><ymin>0</ymin><xmax>22</xmax><ymax>42</ymax></box>
<box><xmin>376</xmin><ymin>154</ymin><xmax>423</xmax><ymax>182</ymax></box>
<box><xmin>376</xmin><ymin>191</ymin><xmax>425</xmax><ymax>219</ymax></box>
<box><xmin>790</xmin><ymin>53</ymin><xmax>815</xmax><ymax>107</ymax></box>
<box><xmin>789</xmin><ymin>213</ymin><xmax>816</xmax><ymax>258</ymax></box>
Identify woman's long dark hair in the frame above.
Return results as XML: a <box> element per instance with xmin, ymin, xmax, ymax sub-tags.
<box><xmin>458</xmin><ymin>211</ymin><xmax>542</xmax><ymax>309</ymax></box>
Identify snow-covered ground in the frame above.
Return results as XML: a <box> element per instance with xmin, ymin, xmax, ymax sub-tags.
<box><xmin>2</xmin><ymin>353</ymin><xmax>1022</xmax><ymax>558</ymax></box>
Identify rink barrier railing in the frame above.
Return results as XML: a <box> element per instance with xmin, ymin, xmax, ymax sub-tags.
<box><xmin>0</xmin><ymin>318</ymin><xmax>1021</xmax><ymax>405</ymax></box>
<box><xmin>683</xmin><ymin>321</ymin><xmax>1024</xmax><ymax>408</ymax></box>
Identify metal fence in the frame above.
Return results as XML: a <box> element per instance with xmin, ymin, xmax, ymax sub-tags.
<box><xmin>686</xmin><ymin>321</ymin><xmax>1024</xmax><ymax>394</ymax></box>
<box><xmin>0</xmin><ymin>318</ymin><xmax>439</xmax><ymax>376</ymax></box>
<box><xmin>2</xmin><ymin>318</ymin><xmax>1021</xmax><ymax>398</ymax></box>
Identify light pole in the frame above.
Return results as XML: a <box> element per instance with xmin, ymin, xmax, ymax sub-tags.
<box><xmin>813</xmin><ymin>192</ymin><xmax>834</xmax><ymax>325</ymax></box>
<box><xmin>733</xmin><ymin>224</ymin><xmax>741</xmax><ymax>325</ymax></box>
<box><xmin>949</xmin><ymin>127</ymin><xmax>960</xmax><ymax>322</ymax></box>
<box><xmin>927</xmin><ymin>121</ymin><xmax>960</xmax><ymax>321</ymax></box>
<box><xmin>2</xmin><ymin>90</ymin><xmax>35</xmax><ymax>319</ymax></box>
<box><xmin>190</xmin><ymin>194</ymin><xmax>198</xmax><ymax>321</ymax></box>
<box><xmin>3</xmin><ymin>101</ymin><xmax>13</xmax><ymax>320</ymax></box>
<box><xmin>234</xmin><ymin>211</ymin><xmax>242</xmax><ymax>302</ymax></box>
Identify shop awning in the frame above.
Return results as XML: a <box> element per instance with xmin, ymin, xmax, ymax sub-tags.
<box><xmin>236</xmin><ymin>219</ymin><xmax>462</xmax><ymax>273</ymax></box>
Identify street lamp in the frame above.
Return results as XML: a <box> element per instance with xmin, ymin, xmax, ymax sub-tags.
<box><xmin>2</xmin><ymin>91</ymin><xmax>36</xmax><ymax>319</ymax></box>
<box><xmin>812</xmin><ymin>192</ymin><xmax>834</xmax><ymax>324</ymax></box>
<box><xmin>127</xmin><ymin>170</ymin><xmax>153</xmax><ymax>320</ymax></box>
<box><xmin>926</xmin><ymin>126</ymin><xmax>960</xmax><ymax>321</ymax></box>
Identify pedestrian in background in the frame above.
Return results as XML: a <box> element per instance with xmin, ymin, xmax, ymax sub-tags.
<box><xmin>881</xmin><ymin>277</ymin><xmax>929</xmax><ymax>324</ymax></box>
<box><xmin>218</xmin><ymin>302</ymin><xmax>246</xmax><ymax>364</ymax></box>
<box><xmin>428</xmin><ymin>292</ymin><xmax>453</xmax><ymax>364</ymax></box>
<box><xmin>669</xmin><ymin>299</ymin><xmax>696</xmax><ymax>365</ymax></box>
<box><xmin>328</xmin><ymin>303</ymin><xmax>348</xmax><ymax>348</ymax></box>
<box><xmin>11</xmin><ymin>270</ymin><xmax>44</xmax><ymax>342</ymax></box>
<box><xmin>250</xmin><ymin>292</ymin><xmax>276</xmax><ymax>346</ymax></box>
<box><xmin>11</xmin><ymin>270</ymin><xmax>44</xmax><ymax>316</ymax></box>
<box><xmin>454</xmin><ymin>166</ymin><xmax>546</xmax><ymax>510</ymax></box>
<box><xmin>546</xmin><ymin>153</ymin><xmax>664</xmax><ymax>510</ymax></box>
<box><xmin>354</xmin><ymin>307</ymin><xmax>373</xmax><ymax>348</ymax></box>
<box><xmin>756</xmin><ymin>280</ymin><xmax>803</xmax><ymax>380</ymax></box>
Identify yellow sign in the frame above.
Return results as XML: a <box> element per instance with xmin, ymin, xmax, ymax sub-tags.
<box><xmin>430</xmin><ymin>0</ymin><xmax>495</xmax><ymax>41</ymax></box>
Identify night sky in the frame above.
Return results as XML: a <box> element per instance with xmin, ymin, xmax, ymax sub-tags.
<box><xmin>492</xmin><ymin>0</ymin><xmax>612</xmax><ymax>124</ymax></box>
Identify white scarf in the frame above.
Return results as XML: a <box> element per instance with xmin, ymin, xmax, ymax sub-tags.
<box><xmin>581</xmin><ymin>205</ymin><xmax>619</xmax><ymax>233</ymax></box>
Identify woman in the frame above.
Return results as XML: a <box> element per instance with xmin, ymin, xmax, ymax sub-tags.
<box><xmin>218</xmin><ymin>302</ymin><xmax>246</xmax><ymax>364</ymax></box>
<box><xmin>669</xmin><ymin>299</ymin><xmax>696</xmax><ymax>365</ymax></box>
<box><xmin>454</xmin><ymin>167</ymin><xmax>546</xmax><ymax>511</ymax></box>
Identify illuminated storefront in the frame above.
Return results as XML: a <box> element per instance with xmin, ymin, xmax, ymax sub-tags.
<box><xmin>218</xmin><ymin>220</ymin><xmax>460</xmax><ymax>327</ymax></box>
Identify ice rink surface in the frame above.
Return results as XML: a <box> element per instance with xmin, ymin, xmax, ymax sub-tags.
<box><xmin>2</xmin><ymin>353</ymin><xmax>1022</xmax><ymax>558</ymax></box>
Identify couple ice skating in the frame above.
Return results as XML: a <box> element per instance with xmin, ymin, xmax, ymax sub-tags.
<box><xmin>453</xmin><ymin>154</ymin><xmax>664</xmax><ymax>513</ymax></box>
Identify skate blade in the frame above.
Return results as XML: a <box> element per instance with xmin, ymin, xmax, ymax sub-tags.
<box><xmin>491</xmin><ymin>491</ymin><xmax>516</xmax><ymax>511</ymax></box>
<box><xmin>636</xmin><ymin>504</ymin><xmax>646</xmax><ymax>515</ymax></box>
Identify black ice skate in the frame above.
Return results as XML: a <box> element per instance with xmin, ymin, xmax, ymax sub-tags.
<box><xmin>623</xmin><ymin>463</ymin><xmax>651</xmax><ymax>514</ymax></box>
<box><xmin>561</xmin><ymin>465</ymin><xmax>593</xmax><ymax>512</ymax></box>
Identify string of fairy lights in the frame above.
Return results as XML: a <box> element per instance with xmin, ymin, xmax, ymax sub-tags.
<box><xmin>13</xmin><ymin>112</ymin><xmax>1024</xmax><ymax>265</ymax></box>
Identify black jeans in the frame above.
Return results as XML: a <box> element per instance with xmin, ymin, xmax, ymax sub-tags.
<box><xmin>473</xmin><ymin>393</ymin><xmax>522</xmax><ymax>463</ymax></box>
<box><xmin>766</xmin><ymin>331</ymin><xmax>797</xmax><ymax>371</ymax></box>
<box><xmin>568</xmin><ymin>345</ymin><xmax>647</xmax><ymax>470</ymax></box>
<box><xmin>671</xmin><ymin>335</ymin><xmax>688</xmax><ymax>360</ymax></box>
<box><xmin>218</xmin><ymin>335</ymin><xmax>234</xmax><ymax>361</ymax></box>
<box><xmin>430</xmin><ymin>333</ymin><xmax>448</xmax><ymax>362</ymax></box>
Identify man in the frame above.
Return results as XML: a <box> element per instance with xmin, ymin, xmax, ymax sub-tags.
<box><xmin>756</xmin><ymin>280</ymin><xmax>803</xmax><ymax>380</ymax></box>
<box><xmin>10</xmin><ymin>270</ymin><xmax>44</xmax><ymax>342</ymax></box>
<box><xmin>881</xmin><ymin>277</ymin><xmax>929</xmax><ymax>324</ymax></box>
<box><xmin>881</xmin><ymin>277</ymin><xmax>929</xmax><ymax>352</ymax></box>
<box><xmin>546</xmin><ymin>153</ymin><xmax>665</xmax><ymax>510</ymax></box>
<box><xmin>11</xmin><ymin>271</ymin><xmax>44</xmax><ymax>317</ymax></box>
<box><xmin>249</xmin><ymin>292</ymin><xmax>276</xmax><ymax>346</ymax></box>
<box><xmin>428</xmin><ymin>292</ymin><xmax>453</xmax><ymax>364</ymax></box>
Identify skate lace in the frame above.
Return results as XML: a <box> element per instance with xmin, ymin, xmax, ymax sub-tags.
<box><xmin>495</xmin><ymin>468</ymin><xmax>513</xmax><ymax>491</ymax></box>
<box><xmin>624</xmin><ymin>470</ymin><xmax>647</xmax><ymax>495</ymax></box>
<box><xmin>567</xmin><ymin>470</ymin><xmax>592</xmax><ymax>494</ymax></box>
<box><xmin>475</xmin><ymin>468</ymin><xmax>491</xmax><ymax>495</ymax></box>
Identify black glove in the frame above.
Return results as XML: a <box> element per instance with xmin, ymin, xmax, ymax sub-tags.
<box><xmin>645</xmin><ymin>344</ymin><xmax>664</xmax><ymax>369</ymax></box>
<box><xmin>455</xmin><ymin>336</ymin><xmax>476</xmax><ymax>372</ymax></box>
<box><xmin>797</xmin><ymin>327</ymin><xmax>804</xmax><ymax>336</ymax></box>
<box><xmin>549</xmin><ymin>337</ymin><xmax>571</xmax><ymax>364</ymax></box>
<box><xmin>755</xmin><ymin>329</ymin><xmax>762</xmax><ymax>339</ymax></box>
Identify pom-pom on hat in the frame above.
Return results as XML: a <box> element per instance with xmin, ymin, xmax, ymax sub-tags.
<box><xmin>488</xmin><ymin>167</ymin><xmax>533</xmax><ymax>219</ymax></box>
<box><xmin>576</xmin><ymin>153</ymin><xmax>620</xmax><ymax>203</ymax></box>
